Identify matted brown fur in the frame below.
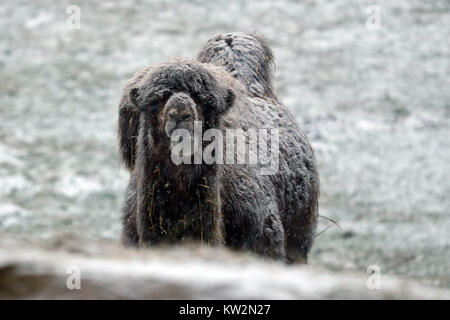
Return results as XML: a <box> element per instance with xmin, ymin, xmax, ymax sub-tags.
<box><xmin>118</xmin><ymin>33</ymin><xmax>319</xmax><ymax>262</ymax></box>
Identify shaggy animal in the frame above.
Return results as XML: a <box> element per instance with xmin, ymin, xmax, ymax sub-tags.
<box><xmin>118</xmin><ymin>32</ymin><xmax>319</xmax><ymax>262</ymax></box>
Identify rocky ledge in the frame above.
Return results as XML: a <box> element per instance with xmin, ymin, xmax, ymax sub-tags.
<box><xmin>0</xmin><ymin>236</ymin><xmax>448</xmax><ymax>299</ymax></box>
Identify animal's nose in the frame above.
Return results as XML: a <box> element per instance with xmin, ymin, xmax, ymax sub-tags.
<box><xmin>168</xmin><ymin>109</ymin><xmax>192</xmax><ymax>123</ymax></box>
<box><xmin>165</xmin><ymin>108</ymin><xmax>193</xmax><ymax>138</ymax></box>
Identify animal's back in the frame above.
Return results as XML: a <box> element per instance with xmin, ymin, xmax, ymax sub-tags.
<box><xmin>199</xmin><ymin>33</ymin><xmax>319</xmax><ymax>262</ymax></box>
<box><xmin>197</xmin><ymin>32</ymin><xmax>276</xmax><ymax>99</ymax></box>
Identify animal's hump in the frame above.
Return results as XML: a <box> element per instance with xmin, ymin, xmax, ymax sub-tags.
<box><xmin>197</xmin><ymin>32</ymin><xmax>276</xmax><ymax>99</ymax></box>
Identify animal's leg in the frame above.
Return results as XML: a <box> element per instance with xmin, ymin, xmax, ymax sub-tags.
<box><xmin>258</xmin><ymin>212</ymin><xmax>286</xmax><ymax>261</ymax></box>
<box><xmin>136</xmin><ymin>178</ymin><xmax>160</xmax><ymax>247</ymax></box>
<box><xmin>285</xmin><ymin>207</ymin><xmax>317</xmax><ymax>264</ymax></box>
<box><xmin>121</xmin><ymin>183</ymin><xmax>139</xmax><ymax>246</ymax></box>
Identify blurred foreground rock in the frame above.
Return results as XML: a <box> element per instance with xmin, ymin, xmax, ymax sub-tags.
<box><xmin>0</xmin><ymin>236</ymin><xmax>448</xmax><ymax>299</ymax></box>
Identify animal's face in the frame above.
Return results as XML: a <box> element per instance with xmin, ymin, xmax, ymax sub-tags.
<box><xmin>158</xmin><ymin>91</ymin><xmax>204</xmax><ymax>154</ymax></box>
<box><xmin>163</xmin><ymin>93</ymin><xmax>196</xmax><ymax>138</ymax></box>
<box><xmin>128</xmin><ymin>62</ymin><xmax>235</xmax><ymax>153</ymax></box>
<box><xmin>129</xmin><ymin>88</ymin><xmax>205</xmax><ymax>155</ymax></box>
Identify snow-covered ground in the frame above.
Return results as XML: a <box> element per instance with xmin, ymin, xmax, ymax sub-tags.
<box><xmin>0</xmin><ymin>1</ymin><xmax>449</xmax><ymax>289</ymax></box>
<box><xmin>1</xmin><ymin>237</ymin><xmax>449</xmax><ymax>299</ymax></box>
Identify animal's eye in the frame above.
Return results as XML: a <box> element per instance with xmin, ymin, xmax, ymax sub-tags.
<box><xmin>151</xmin><ymin>91</ymin><xmax>170</xmax><ymax>106</ymax></box>
<box><xmin>159</xmin><ymin>90</ymin><xmax>172</xmax><ymax>100</ymax></box>
<box><xmin>142</xmin><ymin>90</ymin><xmax>172</xmax><ymax>114</ymax></box>
<box><xmin>149</xmin><ymin>99</ymin><xmax>159</xmax><ymax>107</ymax></box>
<box><xmin>148</xmin><ymin>99</ymin><xmax>160</xmax><ymax>114</ymax></box>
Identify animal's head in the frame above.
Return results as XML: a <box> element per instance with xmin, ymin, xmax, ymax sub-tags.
<box><xmin>128</xmin><ymin>61</ymin><xmax>235</xmax><ymax>154</ymax></box>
